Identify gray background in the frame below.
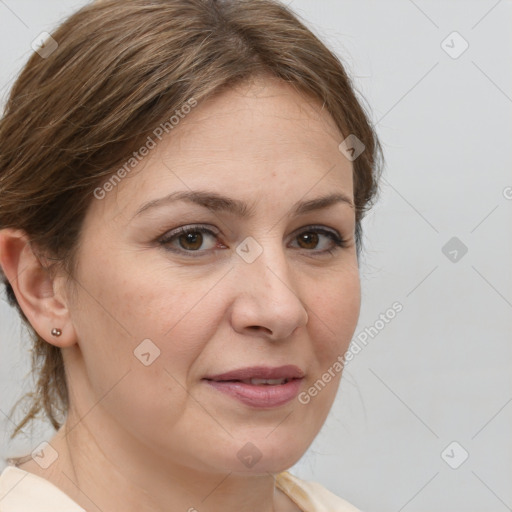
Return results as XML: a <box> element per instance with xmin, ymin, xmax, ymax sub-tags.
<box><xmin>1</xmin><ymin>1</ymin><xmax>511</xmax><ymax>511</ymax></box>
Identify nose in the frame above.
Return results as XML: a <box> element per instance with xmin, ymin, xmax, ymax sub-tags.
<box><xmin>229</xmin><ymin>241</ymin><xmax>309</xmax><ymax>341</ymax></box>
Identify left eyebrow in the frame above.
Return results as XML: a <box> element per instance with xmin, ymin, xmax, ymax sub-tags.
<box><xmin>132</xmin><ymin>189</ymin><xmax>354</xmax><ymax>220</ymax></box>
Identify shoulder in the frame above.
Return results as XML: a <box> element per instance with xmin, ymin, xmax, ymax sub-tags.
<box><xmin>276</xmin><ymin>471</ymin><xmax>364</xmax><ymax>512</ymax></box>
<box><xmin>0</xmin><ymin>465</ymin><xmax>85</xmax><ymax>512</ymax></box>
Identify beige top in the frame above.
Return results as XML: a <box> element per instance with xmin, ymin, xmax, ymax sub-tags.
<box><xmin>0</xmin><ymin>465</ymin><xmax>362</xmax><ymax>512</ymax></box>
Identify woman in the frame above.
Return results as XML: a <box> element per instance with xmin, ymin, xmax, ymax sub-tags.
<box><xmin>0</xmin><ymin>0</ymin><xmax>383</xmax><ymax>510</ymax></box>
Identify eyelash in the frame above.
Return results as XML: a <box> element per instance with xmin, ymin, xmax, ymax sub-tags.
<box><xmin>157</xmin><ymin>224</ymin><xmax>348</xmax><ymax>258</ymax></box>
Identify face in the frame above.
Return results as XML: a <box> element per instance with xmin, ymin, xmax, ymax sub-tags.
<box><xmin>63</xmin><ymin>76</ymin><xmax>360</xmax><ymax>476</ymax></box>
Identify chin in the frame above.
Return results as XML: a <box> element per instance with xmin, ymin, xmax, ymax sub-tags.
<box><xmin>221</xmin><ymin>431</ymin><xmax>311</xmax><ymax>476</ymax></box>
<box><xmin>227</xmin><ymin>455</ymin><xmax>304</xmax><ymax>476</ymax></box>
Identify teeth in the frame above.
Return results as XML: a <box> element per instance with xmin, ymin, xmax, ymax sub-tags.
<box><xmin>242</xmin><ymin>378</ymin><xmax>289</xmax><ymax>385</ymax></box>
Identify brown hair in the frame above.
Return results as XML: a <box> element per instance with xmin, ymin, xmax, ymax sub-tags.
<box><xmin>0</xmin><ymin>0</ymin><xmax>383</xmax><ymax>438</ymax></box>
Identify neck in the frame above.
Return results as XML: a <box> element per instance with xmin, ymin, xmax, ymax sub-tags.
<box><xmin>25</xmin><ymin>410</ymin><xmax>292</xmax><ymax>512</ymax></box>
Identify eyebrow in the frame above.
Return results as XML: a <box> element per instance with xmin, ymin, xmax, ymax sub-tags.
<box><xmin>132</xmin><ymin>189</ymin><xmax>354</xmax><ymax>220</ymax></box>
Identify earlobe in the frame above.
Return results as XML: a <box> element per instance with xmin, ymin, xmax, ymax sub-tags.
<box><xmin>0</xmin><ymin>228</ymin><xmax>77</xmax><ymax>348</ymax></box>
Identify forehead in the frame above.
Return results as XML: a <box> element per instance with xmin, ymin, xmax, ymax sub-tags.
<box><xmin>174</xmin><ymin>77</ymin><xmax>343</xmax><ymax>152</ymax></box>
<box><xmin>91</xmin><ymin>77</ymin><xmax>353</xmax><ymax>221</ymax></box>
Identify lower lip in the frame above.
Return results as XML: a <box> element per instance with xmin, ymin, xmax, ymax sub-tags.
<box><xmin>204</xmin><ymin>379</ymin><xmax>303</xmax><ymax>408</ymax></box>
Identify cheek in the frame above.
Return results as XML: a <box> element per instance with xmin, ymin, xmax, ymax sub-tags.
<box><xmin>71</xmin><ymin>252</ymin><xmax>221</xmax><ymax>380</ymax></box>
<box><xmin>67</xmin><ymin>256</ymin><xmax>223</xmax><ymax>438</ymax></box>
<box><xmin>309</xmin><ymin>268</ymin><xmax>361</xmax><ymax>361</ymax></box>
<box><xmin>299</xmin><ymin>273</ymin><xmax>360</xmax><ymax>428</ymax></box>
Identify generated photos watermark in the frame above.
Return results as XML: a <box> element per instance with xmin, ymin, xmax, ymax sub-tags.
<box><xmin>93</xmin><ymin>97</ymin><xmax>198</xmax><ymax>200</ymax></box>
<box><xmin>298</xmin><ymin>301</ymin><xmax>403</xmax><ymax>404</ymax></box>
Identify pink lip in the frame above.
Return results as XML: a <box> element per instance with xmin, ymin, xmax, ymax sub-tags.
<box><xmin>205</xmin><ymin>379</ymin><xmax>303</xmax><ymax>408</ymax></box>
<box><xmin>204</xmin><ymin>365</ymin><xmax>304</xmax><ymax>381</ymax></box>
<box><xmin>203</xmin><ymin>365</ymin><xmax>304</xmax><ymax>408</ymax></box>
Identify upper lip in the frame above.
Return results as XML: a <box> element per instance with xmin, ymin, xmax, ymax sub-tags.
<box><xmin>204</xmin><ymin>365</ymin><xmax>305</xmax><ymax>381</ymax></box>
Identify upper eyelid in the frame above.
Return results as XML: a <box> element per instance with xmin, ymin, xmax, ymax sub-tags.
<box><xmin>160</xmin><ymin>224</ymin><xmax>341</xmax><ymax>240</ymax></box>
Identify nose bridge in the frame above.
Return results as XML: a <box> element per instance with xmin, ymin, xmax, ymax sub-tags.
<box><xmin>242</xmin><ymin>233</ymin><xmax>294</xmax><ymax>295</ymax></box>
<box><xmin>230</xmin><ymin>233</ymin><xmax>309</xmax><ymax>337</ymax></box>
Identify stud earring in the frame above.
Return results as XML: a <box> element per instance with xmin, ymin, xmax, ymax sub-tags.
<box><xmin>51</xmin><ymin>328</ymin><xmax>62</xmax><ymax>337</ymax></box>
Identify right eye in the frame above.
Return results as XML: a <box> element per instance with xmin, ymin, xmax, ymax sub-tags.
<box><xmin>158</xmin><ymin>224</ymin><xmax>226</xmax><ymax>257</ymax></box>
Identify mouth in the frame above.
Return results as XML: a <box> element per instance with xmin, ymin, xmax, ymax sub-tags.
<box><xmin>223</xmin><ymin>377</ymin><xmax>293</xmax><ymax>385</ymax></box>
<box><xmin>202</xmin><ymin>365</ymin><xmax>304</xmax><ymax>408</ymax></box>
<box><xmin>204</xmin><ymin>364</ymin><xmax>305</xmax><ymax>382</ymax></box>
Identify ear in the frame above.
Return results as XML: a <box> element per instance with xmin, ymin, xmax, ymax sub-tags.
<box><xmin>0</xmin><ymin>228</ymin><xmax>77</xmax><ymax>348</ymax></box>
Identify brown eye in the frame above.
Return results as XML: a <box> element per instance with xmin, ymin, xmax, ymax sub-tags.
<box><xmin>158</xmin><ymin>224</ymin><xmax>347</xmax><ymax>258</ymax></box>
<box><xmin>297</xmin><ymin>232</ymin><xmax>319</xmax><ymax>249</ymax></box>
<box><xmin>159</xmin><ymin>225</ymin><xmax>221</xmax><ymax>257</ymax></box>
<box><xmin>289</xmin><ymin>226</ymin><xmax>346</xmax><ymax>255</ymax></box>
<box><xmin>178</xmin><ymin>231</ymin><xmax>204</xmax><ymax>250</ymax></box>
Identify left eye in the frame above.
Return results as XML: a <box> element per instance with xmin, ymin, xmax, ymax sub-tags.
<box><xmin>158</xmin><ymin>224</ymin><xmax>346</xmax><ymax>257</ymax></box>
<box><xmin>290</xmin><ymin>228</ymin><xmax>345</xmax><ymax>251</ymax></box>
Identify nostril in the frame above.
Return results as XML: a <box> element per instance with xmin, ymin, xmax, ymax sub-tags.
<box><xmin>247</xmin><ymin>325</ymin><xmax>273</xmax><ymax>335</ymax></box>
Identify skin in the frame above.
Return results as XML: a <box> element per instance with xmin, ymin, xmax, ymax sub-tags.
<box><xmin>0</xmin><ymin>75</ymin><xmax>360</xmax><ymax>512</ymax></box>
